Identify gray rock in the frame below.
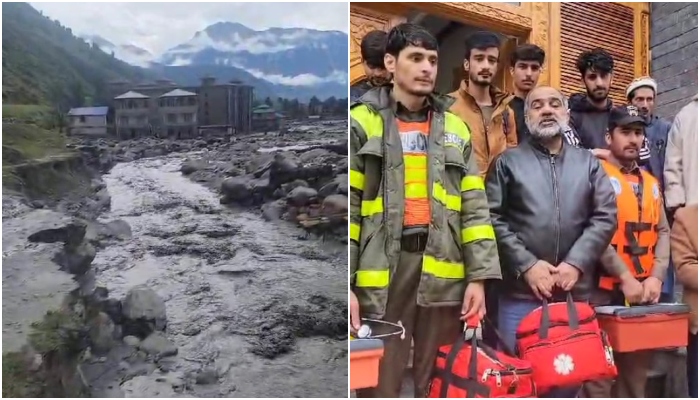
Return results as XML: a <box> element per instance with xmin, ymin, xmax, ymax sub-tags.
<box><xmin>122</xmin><ymin>286</ymin><xmax>167</xmax><ymax>337</ymax></box>
<box><xmin>299</xmin><ymin>148</ymin><xmax>333</xmax><ymax>164</ymax></box>
<box><xmin>139</xmin><ymin>332</ymin><xmax>178</xmax><ymax>358</ymax></box>
<box><xmin>220</xmin><ymin>177</ymin><xmax>252</xmax><ymax>203</ymax></box>
<box><xmin>321</xmin><ymin>194</ymin><xmax>348</xmax><ymax>217</ymax></box>
<box><xmin>261</xmin><ymin>200</ymin><xmax>286</xmax><ymax>221</ymax></box>
<box><xmin>123</xmin><ymin>335</ymin><xmax>141</xmax><ymax>347</ymax></box>
<box><xmin>181</xmin><ymin>159</ymin><xmax>207</xmax><ymax>175</ymax></box>
<box><xmin>286</xmin><ymin>186</ymin><xmax>318</xmax><ymax>207</ymax></box>
<box><xmin>318</xmin><ymin>174</ymin><xmax>348</xmax><ymax>197</ymax></box>
<box><xmin>54</xmin><ymin>241</ymin><xmax>96</xmax><ymax>275</ymax></box>
<box><xmin>89</xmin><ymin>312</ymin><xmax>116</xmax><ymax>354</ymax></box>
<box><xmin>195</xmin><ymin>367</ymin><xmax>219</xmax><ymax>385</ymax></box>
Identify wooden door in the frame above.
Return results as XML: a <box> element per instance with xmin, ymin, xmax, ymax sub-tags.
<box><xmin>350</xmin><ymin>5</ymin><xmax>406</xmax><ymax>85</ymax></box>
<box><xmin>495</xmin><ymin>36</ymin><xmax>518</xmax><ymax>93</ymax></box>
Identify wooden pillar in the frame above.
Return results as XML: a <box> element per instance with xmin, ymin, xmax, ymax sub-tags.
<box><xmin>528</xmin><ymin>2</ymin><xmax>553</xmax><ymax>87</ymax></box>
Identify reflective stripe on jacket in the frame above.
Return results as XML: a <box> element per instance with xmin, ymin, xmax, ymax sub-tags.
<box><xmin>349</xmin><ymin>86</ymin><xmax>502</xmax><ymax>318</ymax></box>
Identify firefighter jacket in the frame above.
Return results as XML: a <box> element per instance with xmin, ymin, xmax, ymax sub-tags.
<box><xmin>349</xmin><ymin>86</ymin><xmax>502</xmax><ymax>318</ymax></box>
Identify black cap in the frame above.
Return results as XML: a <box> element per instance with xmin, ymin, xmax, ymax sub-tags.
<box><xmin>608</xmin><ymin>105</ymin><xmax>646</xmax><ymax>130</ymax></box>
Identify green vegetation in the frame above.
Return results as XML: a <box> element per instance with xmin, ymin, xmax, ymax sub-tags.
<box><xmin>2</xmin><ymin>104</ymin><xmax>75</xmax><ymax>190</ymax></box>
<box><xmin>2</xmin><ymin>104</ymin><xmax>71</xmax><ymax>166</ymax></box>
<box><xmin>2</xmin><ymin>2</ymin><xmax>152</xmax><ymax>108</ymax></box>
<box><xmin>2</xmin><ymin>351</ymin><xmax>47</xmax><ymax>397</ymax></box>
<box><xmin>2</xmin><ymin>309</ymin><xmax>85</xmax><ymax>398</ymax></box>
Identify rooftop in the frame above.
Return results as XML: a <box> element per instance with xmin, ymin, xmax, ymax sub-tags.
<box><xmin>68</xmin><ymin>106</ymin><xmax>109</xmax><ymax>116</ymax></box>
<box><xmin>115</xmin><ymin>90</ymin><xmax>149</xmax><ymax>100</ymax></box>
<box><xmin>160</xmin><ymin>88</ymin><xmax>197</xmax><ymax>98</ymax></box>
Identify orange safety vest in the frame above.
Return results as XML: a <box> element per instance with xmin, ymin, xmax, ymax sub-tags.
<box><xmin>599</xmin><ymin>160</ymin><xmax>662</xmax><ymax>290</ymax></box>
<box><xmin>397</xmin><ymin>118</ymin><xmax>431</xmax><ymax>227</ymax></box>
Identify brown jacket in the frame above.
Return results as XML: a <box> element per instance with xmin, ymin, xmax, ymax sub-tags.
<box><xmin>671</xmin><ymin>204</ymin><xmax>698</xmax><ymax>334</ymax></box>
<box><xmin>448</xmin><ymin>80</ymin><xmax>518</xmax><ymax>177</ymax></box>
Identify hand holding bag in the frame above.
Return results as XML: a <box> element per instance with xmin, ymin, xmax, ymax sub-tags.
<box><xmin>515</xmin><ymin>294</ymin><xmax>617</xmax><ymax>391</ymax></box>
<box><xmin>429</xmin><ymin>317</ymin><xmax>536</xmax><ymax>398</ymax></box>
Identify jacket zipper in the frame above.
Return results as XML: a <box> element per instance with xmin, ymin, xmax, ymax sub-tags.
<box><xmin>479</xmin><ymin>107</ymin><xmax>491</xmax><ymax>156</ymax></box>
<box><xmin>515</xmin><ymin>314</ymin><xmax>597</xmax><ymax>339</ymax></box>
<box><xmin>524</xmin><ymin>331</ymin><xmax>597</xmax><ymax>350</ymax></box>
<box><xmin>549</xmin><ymin>155</ymin><xmax>561</xmax><ymax>264</ymax></box>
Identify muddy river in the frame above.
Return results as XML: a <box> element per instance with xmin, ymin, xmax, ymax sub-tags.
<box><xmin>87</xmin><ymin>154</ymin><xmax>347</xmax><ymax>397</ymax></box>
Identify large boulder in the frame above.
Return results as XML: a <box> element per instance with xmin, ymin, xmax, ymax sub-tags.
<box><xmin>318</xmin><ymin>174</ymin><xmax>348</xmax><ymax>197</ymax></box>
<box><xmin>269</xmin><ymin>153</ymin><xmax>301</xmax><ymax>188</ymax></box>
<box><xmin>262</xmin><ymin>199</ymin><xmax>287</xmax><ymax>221</ymax></box>
<box><xmin>287</xmin><ymin>186</ymin><xmax>318</xmax><ymax>207</ymax></box>
<box><xmin>121</xmin><ymin>286</ymin><xmax>167</xmax><ymax>338</ymax></box>
<box><xmin>321</xmin><ymin>194</ymin><xmax>348</xmax><ymax>217</ymax></box>
<box><xmin>180</xmin><ymin>159</ymin><xmax>208</xmax><ymax>175</ymax></box>
<box><xmin>53</xmin><ymin>241</ymin><xmax>96</xmax><ymax>275</ymax></box>
<box><xmin>220</xmin><ymin>176</ymin><xmax>252</xmax><ymax>203</ymax></box>
<box><xmin>139</xmin><ymin>331</ymin><xmax>178</xmax><ymax>358</ymax></box>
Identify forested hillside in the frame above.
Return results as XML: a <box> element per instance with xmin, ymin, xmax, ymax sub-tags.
<box><xmin>1</xmin><ymin>2</ymin><xmax>152</xmax><ymax>109</ymax></box>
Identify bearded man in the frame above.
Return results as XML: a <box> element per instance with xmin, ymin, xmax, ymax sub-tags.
<box><xmin>485</xmin><ymin>86</ymin><xmax>618</xmax><ymax>398</ymax></box>
<box><xmin>448</xmin><ymin>31</ymin><xmax>518</xmax><ymax>178</ymax></box>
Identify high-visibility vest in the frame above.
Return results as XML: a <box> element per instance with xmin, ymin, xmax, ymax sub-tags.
<box><xmin>397</xmin><ymin>118</ymin><xmax>431</xmax><ymax>227</ymax></box>
<box><xmin>599</xmin><ymin>160</ymin><xmax>662</xmax><ymax>290</ymax></box>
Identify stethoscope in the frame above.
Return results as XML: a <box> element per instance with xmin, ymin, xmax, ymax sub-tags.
<box><xmin>354</xmin><ymin>318</ymin><xmax>406</xmax><ymax>340</ymax></box>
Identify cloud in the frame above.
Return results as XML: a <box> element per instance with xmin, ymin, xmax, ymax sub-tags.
<box><xmin>29</xmin><ymin>2</ymin><xmax>348</xmax><ymax>56</ymax></box>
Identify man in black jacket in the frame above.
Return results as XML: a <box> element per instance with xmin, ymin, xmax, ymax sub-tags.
<box><xmin>350</xmin><ymin>30</ymin><xmax>391</xmax><ymax>102</ymax></box>
<box><xmin>569</xmin><ymin>48</ymin><xmax>615</xmax><ymax>156</ymax></box>
<box><xmin>486</xmin><ymin>86</ymin><xmax>617</xmax><ymax>398</ymax></box>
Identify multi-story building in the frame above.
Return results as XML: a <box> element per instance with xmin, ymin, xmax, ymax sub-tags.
<box><xmin>114</xmin><ymin>91</ymin><xmax>150</xmax><ymax>139</ymax></box>
<box><xmin>158</xmin><ymin>89</ymin><xmax>198</xmax><ymax>139</ymax></box>
<box><xmin>108</xmin><ymin>76</ymin><xmax>254</xmax><ymax>139</ymax></box>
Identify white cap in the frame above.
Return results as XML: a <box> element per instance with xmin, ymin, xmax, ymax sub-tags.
<box><xmin>626</xmin><ymin>77</ymin><xmax>658</xmax><ymax>98</ymax></box>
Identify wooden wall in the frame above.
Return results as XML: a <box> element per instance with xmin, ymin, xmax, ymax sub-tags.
<box><xmin>559</xmin><ymin>2</ymin><xmax>639</xmax><ymax>105</ymax></box>
<box><xmin>350</xmin><ymin>2</ymin><xmax>650</xmax><ymax>104</ymax></box>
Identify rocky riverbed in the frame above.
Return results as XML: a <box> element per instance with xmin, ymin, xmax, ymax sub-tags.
<box><xmin>2</xmin><ymin>119</ymin><xmax>349</xmax><ymax>398</ymax></box>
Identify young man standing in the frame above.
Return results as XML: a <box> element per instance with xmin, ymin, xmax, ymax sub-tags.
<box><xmin>508</xmin><ymin>44</ymin><xmax>545</xmax><ymax>142</ymax></box>
<box><xmin>569</xmin><ymin>48</ymin><xmax>615</xmax><ymax>156</ymax></box>
<box><xmin>350</xmin><ymin>30</ymin><xmax>391</xmax><ymax>102</ymax></box>
<box><xmin>486</xmin><ymin>86</ymin><xmax>617</xmax><ymax>397</ymax></box>
<box><xmin>349</xmin><ymin>23</ymin><xmax>502</xmax><ymax>398</ymax></box>
<box><xmin>584</xmin><ymin>105</ymin><xmax>671</xmax><ymax>398</ymax></box>
<box><xmin>448</xmin><ymin>31</ymin><xmax>517</xmax><ymax>177</ymax></box>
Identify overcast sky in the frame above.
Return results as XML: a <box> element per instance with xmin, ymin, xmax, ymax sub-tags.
<box><xmin>31</xmin><ymin>2</ymin><xmax>348</xmax><ymax>56</ymax></box>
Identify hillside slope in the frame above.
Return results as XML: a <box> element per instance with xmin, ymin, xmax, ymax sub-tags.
<box><xmin>1</xmin><ymin>2</ymin><xmax>152</xmax><ymax>108</ymax></box>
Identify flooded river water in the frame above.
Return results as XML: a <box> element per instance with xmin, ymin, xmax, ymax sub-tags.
<box><xmin>89</xmin><ymin>154</ymin><xmax>347</xmax><ymax>397</ymax></box>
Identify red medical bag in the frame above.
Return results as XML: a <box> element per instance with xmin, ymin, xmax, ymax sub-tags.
<box><xmin>515</xmin><ymin>295</ymin><xmax>617</xmax><ymax>391</ymax></box>
<box><xmin>429</xmin><ymin>318</ymin><xmax>536</xmax><ymax>398</ymax></box>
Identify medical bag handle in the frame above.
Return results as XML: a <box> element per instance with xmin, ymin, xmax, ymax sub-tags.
<box><xmin>538</xmin><ymin>292</ymin><xmax>580</xmax><ymax>339</ymax></box>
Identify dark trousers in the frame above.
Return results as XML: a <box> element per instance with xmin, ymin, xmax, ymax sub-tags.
<box><xmin>356</xmin><ymin>250</ymin><xmax>462</xmax><ymax>398</ymax></box>
<box><xmin>689</xmin><ymin>333</ymin><xmax>698</xmax><ymax>398</ymax></box>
